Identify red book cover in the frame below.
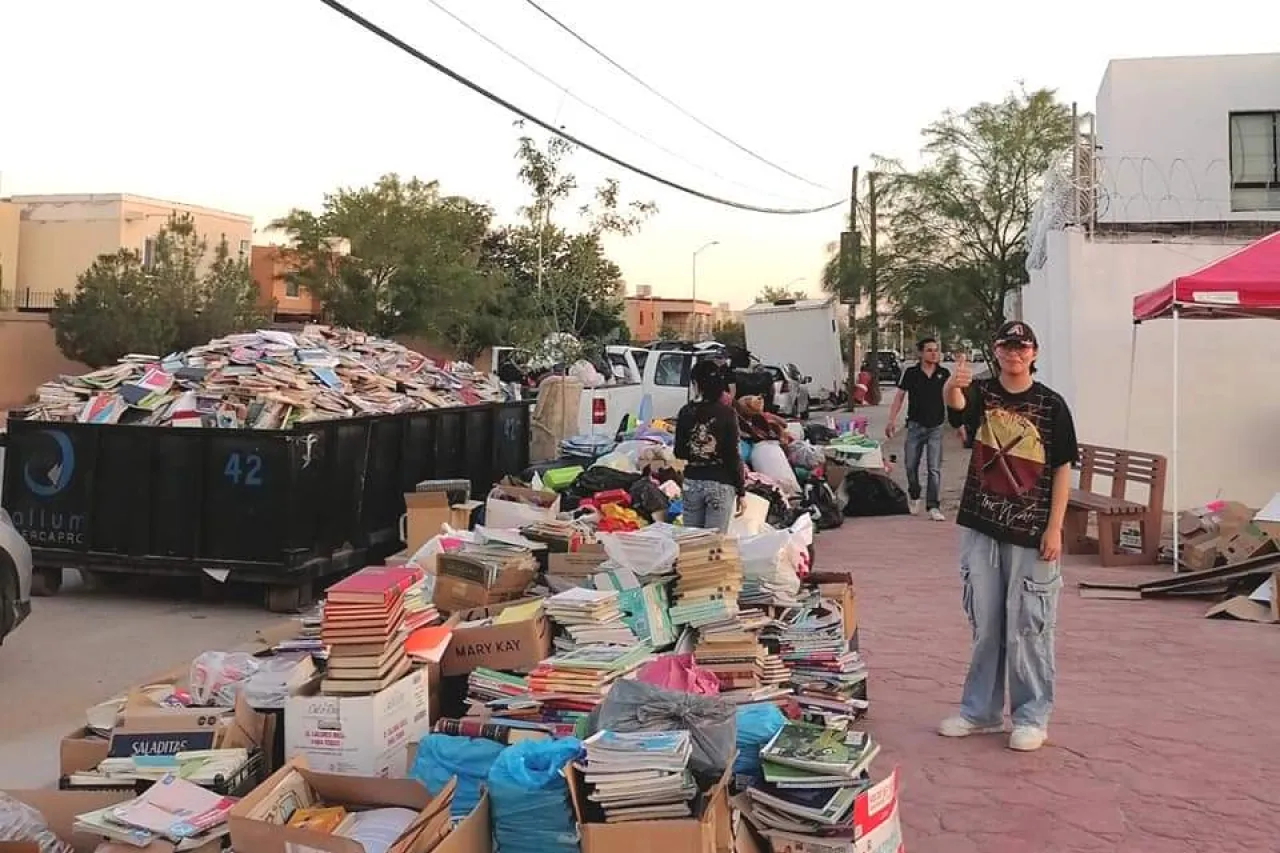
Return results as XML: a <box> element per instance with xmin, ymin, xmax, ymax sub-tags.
<box><xmin>326</xmin><ymin>565</ymin><xmax>423</xmax><ymax>605</ymax></box>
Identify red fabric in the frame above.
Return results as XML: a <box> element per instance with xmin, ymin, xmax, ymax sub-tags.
<box><xmin>1133</xmin><ymin>231</ymin><xmax>1280</xmax><ymax>321</ymax></box>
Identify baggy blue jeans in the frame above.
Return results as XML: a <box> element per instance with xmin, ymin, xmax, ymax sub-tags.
<box><xmin>957</xmin><ymin>528</ymin><xmax>1063</xmax><ymax>729</ymax></box>
<box><xmin>904</xmin><ymin>422</ymin><xmax>943</xmax><ymax>509</ymax></box>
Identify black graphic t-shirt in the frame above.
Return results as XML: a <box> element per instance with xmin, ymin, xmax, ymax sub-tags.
<box><xmin>675</xmin><ymin>400</ymin><xmax>745</xmax><ymax>496</ymax></box>
<box><xmin>948</xmin><ymin>379</ymin><xmax>1079</xmax><ymax>549</ymax></box>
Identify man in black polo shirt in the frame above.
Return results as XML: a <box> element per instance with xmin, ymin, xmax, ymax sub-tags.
<box><xmin>886</xmin><ymin>337</ymin><xmax>950</xmax><ymax>520</ymax></box>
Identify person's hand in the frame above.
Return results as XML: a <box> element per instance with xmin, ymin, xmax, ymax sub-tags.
<box><xmin>951</xmin><ymin>353</ymin><xmax>973</xmax><ymax>389</ymax></box>
<box><xmin>1040</xmin><ymin>525</ymin><xmax>1063</xmax><ymax>562</ymax></box>
<box><xmin>735</xmin><ymin>495</ymin><xmax>747</xmax><ymax>517</ymax></box>
<box><xmin>885</xmin><ymin>421</ymin><xmax>898</xmax><ymax>439</ymax></box>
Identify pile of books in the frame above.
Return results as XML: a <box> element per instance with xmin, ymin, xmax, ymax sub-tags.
<box><xmin>692</xmin><ymin>629</ymin><xmax>766</xmax><ymax>692</ymax></box>
<box><xmin>74</xmin><ymin>773</ymin><xmax>236</xmax><ymax>850</ymax></box>
<box><xmin>544</xmin><ymin>588</ymin><xmax>635</xmax><ymax>649</ymax></box>
<box><xmin>320</xmin><ymin>564</ymin><xmax>422</xmax><ymax>695</ymax></box>
<box><xmin>436</xmin><ymin>544</ymin><xmax>538</xmax><ymax>609</ymax></box>
<box><xmin>23</xmin><ymin>325</ymin><xmax>506</xmax><ymax>427</ymax></box>
<box><xmin>64</xmin><ymin>749</ymin><xmax>252</xmax><ymax>790</ymax></box>
<box><xmin>771</xmin><ymin>598</ymin><xmax>867</xmax><ymax>726</ymax></box>
<box><xmin>528</xmin><ymin>644</ymin><xmax>652</xmax><ymax>706</ymax></box>
<box><xmin>743</xmin><ymin>721</ymin><xmax>881</xmax><ymax>847</ymax></box>
<box><xmin>580</xmin><ymin>730</ymin><xmax>698</xmax><ymax>823</ymax></box>
<box><xmin>669</xmin><ymin>532</ymin><xmax>742</xmax><ymax>629</ymax></box>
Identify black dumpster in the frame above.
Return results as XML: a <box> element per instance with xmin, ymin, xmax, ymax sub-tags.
<box><xmin>0</xmin><ymin>402</ymin><xmax>530</xmax><ymax>610</ymax></box>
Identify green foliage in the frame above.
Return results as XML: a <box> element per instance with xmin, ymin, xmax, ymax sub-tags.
<box><xmin>755</xmin><ymin>285</ymin><xmax>807</xmax><ymax>304</ymax></box>
<box><xmin>656</xmin><ymin>324</ymin><xmax>682</xmax><ymax>342</ymax></box>
<box><xmin>50</xmin><ymin>215</ymin><xmax>266</xmax><ymax>368</ymax></box>
<box><xmin>876</xmin><ymin>88</ymin><xmax>1073</xmax><ymax>343</ymax></box>
<box><xmin>270</xmin><ymin>175</ymin><xmax>495</xmax><ymax>346</ymax></box>
<box><xmin>713</xmin><ymin>319</ymin><xmax>746</xmax><ymax>349</ymax></box>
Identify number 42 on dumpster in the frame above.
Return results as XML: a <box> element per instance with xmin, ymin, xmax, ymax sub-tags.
<box><xmin>224</xmin><ymin>452</ymin><xmax>264</xmax><ymax>486</ymax></box>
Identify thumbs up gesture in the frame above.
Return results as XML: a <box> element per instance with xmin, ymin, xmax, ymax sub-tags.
<box><xmin>952</xmin><ymin>353</ymin><xmax>973</xmax><ymax>389</ymax></box>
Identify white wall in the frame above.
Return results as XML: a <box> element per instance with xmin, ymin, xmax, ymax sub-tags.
<box><xmin>1096</xmin><ymin>54</ymin><xmax>1280</xmax><ymax>222</ymax></box>
<box><xmin>1023</xmin><ymin>228</ymin><xmax>1280</xmax><ymax>509</ymax></box>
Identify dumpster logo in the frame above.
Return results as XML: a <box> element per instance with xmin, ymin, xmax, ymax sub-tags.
<box><xmin>23</xmin><ymin>429</ymin><xmax>76</xmax><ymax>497</ymax></box>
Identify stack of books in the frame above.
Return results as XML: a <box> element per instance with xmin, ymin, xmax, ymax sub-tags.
<box><xmin>692</xmin><ymin>629</ymin><xmax>766</xmax><ymax>692</ymax></box>
<box><xmin>527</xmin><ymin>645</ymin><xmax>653</xmax><ymax>705</ymax></box>
<box><xmin>580</xmin><ymin>730</ymin><xmax>698</xmax><ymax>823</ymax></box>
<box><xmin>401</xmin><ymin>575</ymin><xmax>440</xmax><ymax>633</ymax></box>
<box><xmin>743</xmin><ymin>722</ymin><xmax>880</xmax><ymax>847</ymax></box>
<box><xmin>544</xmin><ymin>588</ymin><xmax>636</xmax><ymax>649</ymax></box>
<box><xmin>669</xmin><ymin>533</ymin><xmax>742</xmax><ymax>629</ymax></box>
<box><xmin>771</xmin><ymin>599</ymin><xmax>868</xmax><ymax>726</ymax></box>
<box><xmin>320</xmin><ymin>564</ymin><xmax>422</xmax><ymax>695</ymax></box>
<box><xmin>74</xmin><ymin>773</ymin><xmax>237</xmax><ymax>849</ymax></box>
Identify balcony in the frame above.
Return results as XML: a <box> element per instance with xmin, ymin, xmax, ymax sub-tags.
<box><xmin>2</xmin><ymin>290</ymin><xmax>60</xmax><ymax>312</ymax></box>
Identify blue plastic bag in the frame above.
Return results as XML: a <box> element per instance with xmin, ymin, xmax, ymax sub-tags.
<box><xmin>733</xmin><ymin>703</ymin><xmax>786</xmax><ymax>777</ymax></box>
<box><xmin>487</xmin><ymin>738</ymin><xmax>582</xmax><ymax>853</ymax></box>
<box><xmin>409</xmin><ymin>734</ymin><xmax>506</xmax><ymax>820</ymax></box>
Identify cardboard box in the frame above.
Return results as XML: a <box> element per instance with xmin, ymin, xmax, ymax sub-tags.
<box><xmin>1221</xmin><ymin>523</ymin><xmax>1279</xmax><ymax>565</ymax></box>
<box><xmin>404</xmin><ymin>492</ymin><xmax>454</xmax><ymax>556</ymax></box>
<box><xmin>59</xmin><ymin>727</ymin><xmax>111</xmax><ymax>777</ymax></box>
<box><xmin>484</xmin><ymin>485</ymin><xmax>560</xmax><ymax>530</ymax></box>
<box><xmin>567</xmin><ymin>765</ymin><xmax>732</xmax><ymax>853</ymax></box>
<box><xmin>0</xmin><ymin>790</ymin><xmax>134</xmax><ymax>853</ymax></box>
<box><xmin>229</xmin><ymin>759</ymin><xmax>489</xmax><ymax>853</ymax></box>
<box><xmin>807</xmin><ymin>572</ymin><xmax>858</xmax><ymax>644</ymax></box>
<box><xmin>1178</xmin><ymin>501</ymin><xmax>1254</xmax><ymax>539</ymax></box>
<box><xmin>432</xmin><ymin>554</ymin><xmax>536</xmax><ymax>614</ymax></box>
<box><xmin>439</xmin><ymin>598</ymin><xmax>552</xmax><ymax>677</ymax></box>
<box><xmin>1179</xmin><ymin>532</ymin><xmax>1222</xmax><ymax>572</ymax></box>
<box><xmin>451</xmin><ymin>501</ymin><xmax>484</xmax><ymax>531</ymax></box>
<box><xmin>547</xmin><ymin>545</ymin><xmax>608</xmax><ymax>578</ymax></box>
<box><xmin>284</xmin><ymin>669</ymin><xmax>430</xmax><ymax>777</ymax></box>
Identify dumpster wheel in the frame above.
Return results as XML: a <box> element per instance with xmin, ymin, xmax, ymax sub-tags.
<box><xmin>31</xmin><ymin>567</ymin><xmax>64</xmax><ymax>597</ymax></box>
<box><xmin>265</xmin><ymin>581</ymin><xmax>314</xmax><ymax>614</ymax></box>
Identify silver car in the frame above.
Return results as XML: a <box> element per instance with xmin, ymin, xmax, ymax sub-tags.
<box><xmin>0</xmin><ymin>507</ymin><xmax>33</xmax><ymax>644</ymax></box>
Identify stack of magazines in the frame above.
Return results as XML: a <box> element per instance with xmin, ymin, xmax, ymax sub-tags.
<box><xmin>73</xmin><ymin>773</ymin><xmax>237</xmax><ymax>850</ymax></box>
<box><xmin>743</xmin><ymin>721</ymin><xmax>880</xmax><ymax>847</ymax></box>
<box><xmin>544</xmin><ymin>588</ymin><xmax>636</xmax><ymax>649</ymax></box>
<box><xmin>580</xmin><ymin>730</ymin><xmax>698</xmax><ymax>823</ymax></box>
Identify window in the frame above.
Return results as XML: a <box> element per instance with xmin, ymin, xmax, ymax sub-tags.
<box><xmin>142</xmin><ymin>237</ymin><xmax>158</xmax><ymax>269</ymax></box>
<box><xmin>239</xmin><ymin>239</ymin><xmax>251</xmax><ymax>258</ymax></box>
<box><xmin>1229</xmin><ymin>111</ymin><xmax>1280</xmax><ymax>211</ymax></box>
<box><xmin>654</xmin><ymin>352</ymin><xmax>691</xmax><ymax>387</ymax></box>
<box><xmin>285</xmin><ymin>278</ymin><xmax>300</xmax><ymax>298</ymax></box>
<box><xmin>632</xmin><ymin>350</ymin><xmax>649</xmax><ymax>373</ymax></box>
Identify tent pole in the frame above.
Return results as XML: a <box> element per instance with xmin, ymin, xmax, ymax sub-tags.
<box><xmin>1125</xmin><ymin>324</ymin><xmax>1138</xmax><ymax>448</ymax></box>
<box><xmin>1172</xmin><ymin>304</ymin><xmax>1180</xmax><ymax>571</ymax></box>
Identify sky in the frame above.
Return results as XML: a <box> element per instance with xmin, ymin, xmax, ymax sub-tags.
<box><xmin>0</xmin><ymin>0</ymin><xmax>1275</xmax><ymax>309</ymax></box>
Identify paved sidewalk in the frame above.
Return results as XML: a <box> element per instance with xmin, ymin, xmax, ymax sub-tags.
<box><xmin>820</xmin><ymin>516</ymin><xmax>1280</xmax><ymax>852</ymax></box>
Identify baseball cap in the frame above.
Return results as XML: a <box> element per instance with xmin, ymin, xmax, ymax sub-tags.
<box><xmin>994</xmin><ymin>320</ymin><xmax>1038</xmax><ymax>347</ymax></box>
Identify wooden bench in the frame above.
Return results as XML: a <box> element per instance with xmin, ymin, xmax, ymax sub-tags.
<box><xmin>1064</xmin><ymin>444</ymin><xmax>1168</xmax><ymax>567</ymax></box>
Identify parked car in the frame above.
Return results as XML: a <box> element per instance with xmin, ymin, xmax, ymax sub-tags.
<box><xmin>0</xmin><ymin>507</ymin><xmax>33</xmax><ymax>645</ymax></box>
<box><xmin>763</xmin><ymin>363</ymin><xmax>812</xmax><ymax>419</ymax></box>
<box><xmin>862</xmin><ymin>351</ymin><xmax>902</xmax><ymax>385</ymax></box>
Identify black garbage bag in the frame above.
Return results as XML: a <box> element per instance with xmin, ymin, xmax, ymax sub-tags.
<box><xmin>842</xmin><ymin>469</ymin><xmax>910</xmax><ymax>517</ymax></box>
<box><xmin>629</xmin><ymin>478</ymin><xmax>669</xmax><ymax>523</ymax></box>
<box><xmin>561</xmin><ymin>466</ymin><xmax>642</xmax><ymax>510</ymax></box>
<box><xmin>804</xmin><ymin>423</ymin><xmax>839</xmax><ymax>445</ymax></box>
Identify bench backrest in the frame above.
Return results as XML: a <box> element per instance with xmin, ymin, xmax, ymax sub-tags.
<box><xmin>1077</xmin><ymin>444</ymin><xmax>1168</xmax><ymax>512</ymax></box>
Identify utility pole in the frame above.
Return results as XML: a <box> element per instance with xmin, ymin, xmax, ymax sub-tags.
<box><xmin>842</xmin><ymin>167</ymin><xmax>859</xmax><ymax>403</ymax></box>
<box><xmin>866</xmin><ymin>171</ymin><xmax>882</xmax><ymax>406</ymax></box>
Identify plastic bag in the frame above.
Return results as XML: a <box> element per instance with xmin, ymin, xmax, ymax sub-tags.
<box><xmin>487</xmin><ymin>738</ymin><xmax>582</xmax><ymax>853</ymax></box>
<box><xmin>636</xmin><ymin>653</ymin><xmax>721</xmax><ymax>696</ymax></box>
<box><xmin>0</xmin><ymin>793</ymin><xmax>74</xmax><ymax>853</ymax></box>
<box><xmin>589</xmin><ymin>680</ymin><xmax>736</xmax><ymax>776</ymax></box>
<box><xmin>737</xmin><ymin>529</ymin><xmax>801</xmax><ymax>595</ymax></box>
<box><xmin>189</xmin><ymin>651</ymin><xmax>260</xmax><ymax>706</ymax></box>
<box><xmin>597</xmin><ymin>528</ymin><xmax>679</xmax><ymax>576</ymax></box>
<box><xmin>733</xmin><ymin>703</ymin><xmax>787</xmax><ymax>777</ymax></box>
<box><xmin>241</xmin><ymin>652</ymin><xmax>313</xmax><ymax>710</ymax></box>
<box><xmin>750</xmin><ymin>441</ymin><xmax>801</xmax><ymax>495</ymax></box>
<box><xmin>410</xmin><ymin>734</ymin><xmax>506</xmax><ymax>820</ymax></box>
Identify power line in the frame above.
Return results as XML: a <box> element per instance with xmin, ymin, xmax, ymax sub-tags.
<box><xmin>315</xmin><ymin>0</ymin><xmax>846</xmax><ymax>215</ymax></box>
<box><xmin>423</xmin><ymin>0</ymin><xmax>813</xmax><ymax>205</ymax></box>
<box><xmin>519</xmin><ymin>0</ymin><xmax>835</xmax><ymax>193</ymax></box>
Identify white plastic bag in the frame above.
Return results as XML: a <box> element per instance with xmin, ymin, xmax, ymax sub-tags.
<box><xmin>189</xmin><ymin>651</ymin><xmax>260</xmax><ymax>707</ymax></box>
<box><xmin>737</xmin><ymin>529</ymin><xmax>801</xmax><ymax>595</ymax></box>
<box><xmin>598</xmin><ymin>528</ymin><xmax>679</xmax><ymax>576</ymax></box>
<box><xmin>750</xmin><ymin>441</ymin><xmax>801</xmax><ymax>495</ymax></box>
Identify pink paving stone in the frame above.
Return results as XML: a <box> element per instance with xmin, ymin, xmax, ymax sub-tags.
<box><xmin>817</xmin><ymin>514</ymin><xmax>1280</xmax><ymax>853</ymax></box>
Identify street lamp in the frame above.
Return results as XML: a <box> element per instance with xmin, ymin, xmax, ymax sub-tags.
<box><xmin>691</xmin><ymin>240</ymin><xmax>719</xmax><ymax>340</ymax></box>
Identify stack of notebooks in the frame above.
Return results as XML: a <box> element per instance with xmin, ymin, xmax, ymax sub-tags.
<box><xmin>668</xmin><ymin>533</ymin><xmax>743</xmax><ymax>629</ymax></box>
<box><xmin>771</xmin><ymin>598</ymin><xmax>868</xmax><ymax>726</ymax></box>
<box><xmin>73</xmin><ymin>773</ymin><xmax>237</xmax><ymax>850</ymax></box>
<box><xmin>579</xmin><ymin>730</ymin><xmax>698</xmax><ymax>823</ymax></box>
<box><xmin>528</xmin><ymin>645</ymin><xmax>652</xmax><ymax>701</ymax></box>
<box><xmin>743</xmin><ymin>722</ymin><xmax>880</xmax><ymax>847</ymax></box>
<box><xmin>65</xmin><ymin>748</ymin><xmax>251</xmax><ymax>789</ymax></box>
<box><xmin>544</xmin><ymin>588</ymin><xmax>636</xmax><ymax>650</ymax></box>
<box><xmin>593</xmin><ymin>568</ymin><xmax>677</xmax><ymax>649</ymax></box>
<box><xmin>321</xmin><ymin>564</ymin><xmax>423</xmax><ymax>695</ymax></box>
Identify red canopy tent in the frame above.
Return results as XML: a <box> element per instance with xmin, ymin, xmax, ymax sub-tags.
<box><xmin>1128</xmin><ymin>230</ymin><xmax>1280</xmax><ymax>565</ymax></box>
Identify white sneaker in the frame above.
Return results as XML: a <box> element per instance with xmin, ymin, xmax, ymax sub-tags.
<box><xmin>928</xmin><ymin>508</ymin><xmax>946</xmax><ymax>522</ymax></box>
<box><xmin>938</xmin><ymin>715</ymin><xmax>1005</xmax><ymax>738</ymax></box>
<box><xmin>1009</xmin><ymin>726</ymin><xmax>1048</xmax><ymax>752</ymax></box>
<box><xmin>909</xmin><ymin>499</ymin><xmax>923</xmax><ymax>515</ymax></box>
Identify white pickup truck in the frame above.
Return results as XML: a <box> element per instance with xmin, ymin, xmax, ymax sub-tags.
<box><xmin>577</xmin><ymin>346</ymin><xmax>708</xmax><ymax>437</ymax></box>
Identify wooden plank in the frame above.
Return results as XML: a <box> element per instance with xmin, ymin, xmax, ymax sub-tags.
<box><xmin>1079</xmin><ymin>586</ymin><xmax>1143</xmax><ymax>600</ymax></box>
<box><xmin>1139</xmin><ymin>552</ymin><xmax>1280</xmax><ymax>592</ymax></box>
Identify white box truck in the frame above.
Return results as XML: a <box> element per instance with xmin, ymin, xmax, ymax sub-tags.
<box><xmin>743</xmin><ymin>297</ymin><xmax>846</xmax><ymax>403</ymax></box>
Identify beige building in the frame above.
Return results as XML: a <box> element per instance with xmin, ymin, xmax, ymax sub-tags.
<box><xmin>1</xmin><ymin>193</ymin><xmax>254</xmax><ymax>310</ymax></box>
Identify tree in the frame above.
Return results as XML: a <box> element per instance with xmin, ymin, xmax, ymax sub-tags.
<box><xmin>50</xmin><ymin>215</ymin><xmax>265</xmax><ymax>367</ymax></box>
<box><xmin>875</xmin><ymin>88</ymin><xmax>1073</xmax><ymax>342</ymax></box>
<box><xmin>656</xmin><ymin>324</ymin><xmax>681</xmax><ymax>342</ymax></box>
<box><xmin>755</xmin><ymin>285</ymin><xmax>807</xmax><ymax>304</ymax></box>
<box><xmin>270</xmin><ymin>175</ymin><xmax>496</xmax><ymax>343</ymax></box>
<box><xmin>482</xmin><ymin>126</ymin><xmax>656</xmax><ymax>360</ymax></box>
<box><xmin>713</xmin><ymin>319</ymin><xmax>746</xmax><ymax>349</ymax></box>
